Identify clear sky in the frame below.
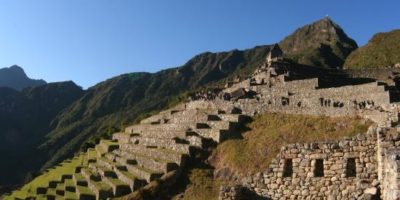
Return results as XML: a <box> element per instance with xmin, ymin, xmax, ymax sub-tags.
<box><xmin>0</xmin><ymin>0</ymin><xmax>399</xmax><ymax>88</ymax></box>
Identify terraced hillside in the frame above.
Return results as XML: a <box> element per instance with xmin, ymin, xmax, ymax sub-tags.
<box><xmin>4</xmin><ymin>100</ymin><xmax>245</xmax><ymax>200</ymax></box>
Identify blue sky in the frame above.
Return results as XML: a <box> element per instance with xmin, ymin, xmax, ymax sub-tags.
<box><xmin>0</xmin><ymin>1</ymin><xmax>399</xmax><ymax>88</ymax></box>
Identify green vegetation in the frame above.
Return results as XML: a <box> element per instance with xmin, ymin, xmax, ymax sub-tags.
<box><xmin>212</xmin><ymin>113</ymin><xmax>372</xmax><ymax>175</ymax></box>
<box><xmin>344</xmin><ymin>29</ymin><xmax>400</xmax><ymax>69</ymax></box>
<box><xmin>3</xmin><ymin>153</ymin><xmax>88</xmax><ymax>200</ymax></box>
<box><xmin>279</xmin><ymin>17</ymin><xmax>358</xmax><ymax>68</ymax></box>
<box><xmin>0</xmin><ymin>81</ymin><xmax>83</xmax><ymax>190</ymax></box>
<box><xmin>179</xmin><ymin>169</ymin><xmax>221</xmax><ymax>200</ymax></box>
<box><xmin>38</xmin><ymin>45</ymin><xmax>272</xmax><ymax>171</ymax></box>
<box><xmin>1</xmin><ymin>17</ymin><xmax>362</xmax><ymax>193</ymax></box>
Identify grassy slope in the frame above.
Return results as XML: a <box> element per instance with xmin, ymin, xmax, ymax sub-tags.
<box><xmin>3</xmin><ymin>150</ymin><xmax>96</xmax><ymax>199</ymax></box>
<box><xmin>211</xmin><ymin>113</ymin><xmax>372</xmax><ymax>175</ymax></box>
<box><xmin>344</xmin><ymin>29</ymin><xmax>400</xmax><ymax>69</ymax></box>
<box><xmin>178</xmin><ymin>169</ymin><xmax>221</xmax><ymax>200</ymax></box>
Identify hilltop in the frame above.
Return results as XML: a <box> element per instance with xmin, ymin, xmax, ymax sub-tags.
<box><xmin>344</xmin><ymin>29</ymin><xmax>400</xmax><ymax>69</ymax></box>
<box><xmin>279</xmin><ymin>17</ymin><xmax>358</xmax><ymax>68</ymax></box>
<box><xmin>0</xmin><ymin>65</ymin><xmax>46</xmax><ymax>91</ymax></box>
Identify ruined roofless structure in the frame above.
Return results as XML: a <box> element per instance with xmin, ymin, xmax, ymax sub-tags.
<box><xmin>266</xmin><ymin>44</ymin><xmax>284</xmax><ymax>64</ymax></box>
<box><xmin>7</xmin><ymin>45</ymin><xmax>400</xmax><ymax>200</ymax></box>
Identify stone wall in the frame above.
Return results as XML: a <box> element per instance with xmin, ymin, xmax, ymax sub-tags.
<box><xmin>240</xmin><ymin>128</ymin><xmax>380</xmax><ymax>199</ymax></box>
<box><xmin>377</xmin><ymin>129</ymin><xmax>400</xmax><ymax>200</ymax></box>
<box><xmin>221</xmin><ymin>77</ymin><xmax>394</xmax><ymax>126</ymax></box>
<box><xmin>381</xmin><ymin>149</ymin><xmax>400</xmax><ymax>200</ymax></box>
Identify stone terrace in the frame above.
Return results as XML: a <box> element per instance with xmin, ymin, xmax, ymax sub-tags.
<box><xmin>7</xmin><ymin>99</ymin><xmax>245</xmax><ymax>200</ymax></box>
<box><xmin>7</xmin><ymin>47</ymin><xmax>400</xmax><ymax>200</ymax></box>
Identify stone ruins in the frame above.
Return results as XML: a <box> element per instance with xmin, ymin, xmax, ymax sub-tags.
<box><xmin>7</xmin><ymin>44</ymin><xmax>400</xmax><ymax>200</ymax></box>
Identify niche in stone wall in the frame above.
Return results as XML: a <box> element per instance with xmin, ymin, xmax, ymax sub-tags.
<box><xmin>346</xmin><ymin>158</ymin><xmax>357</xmax><ymax>177</ymax></box>
<box><xmin>283</xmin><ymin>159</ymin><xmax>293</xmax><ymax>177</ymax></box>
<box><xmin>314</xmin><ymin>159</ymin><xmax>324</xmax><ymax>177</ymax></box>
<box><xmin>281</xmin><ymin>97</ymin><xmax>290</xmax><ymax>106</ymax></box>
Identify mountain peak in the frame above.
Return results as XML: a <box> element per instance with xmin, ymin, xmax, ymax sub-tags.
<box><xmin>279</xmin><ymin>17</ymin><xmax>358</xmax><ymax>68</ymax></box>
<box><xmin>0</xmin><ymin>65</ymin><xmax>46</xmax><ymax>91</ymax></box>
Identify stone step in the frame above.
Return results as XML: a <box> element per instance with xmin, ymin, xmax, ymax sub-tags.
<box><xmin>217</xmin><ymin>114</ymin><xmax>247</xmax><ymax>123</ymax></box>
<box><xmin>55</xmin><ymin>183</ymin><xmax>65</xmax><ymax>196</ymax></box>
<box><xmin>167</xmin><ymin>111</ymin><xmax>242</xmax><ymax>124</ymax></box>
<box><xmin>96</xmin><ymin>157</ymin><xmax>144</xmax><ymax>191</ymax></box>
<box><xmin>118</xmin><ymin>130</ymin><xmax>189</xmax><ymax>140</ymax></box>
<box><xmin>88</xmin><ymin>163</ymin><xmax>132</xmax><ymax>197</ymax></box>
<box><xmin>139</xmin><ymin>104</ymin><xmax>187</xmax><ymax>124</ymax></box>
<box><xmin>125</xmin><ymin>123</ymin><xmax>189</xmax><ymax>134</ymax></box>
<box><xmin>64</xmin><ymin>190</ymin><xmax>78</xmax><ymax>200</ymax></box>
<box><xmin>129</xmin><ymin>136</ymin><xmax>191</xmax><ymax>154</ymax></box>
<box><xmin>119</xmin><ymin>143</ymin><xmax>186</xmax><ymax>165</ymax></box>
<box><xmin>194</xmin><ymin>128</ymin><xmax>224</xmax><ymax>142</ymax></box>
<box><xmin>80</xmin><ymin>168</ymin><xmax>113</xmax><ymax>200</ymax></box>
<box><xmin>88</xmin><ymin>163</ymin><xmax>116</xmax><ymax>178</ymax></box>
<box><xmin>75</xmin><ymin>185</ymin><xmax>96</xmax><ymax>200</ymax></box>
<box><xmin>114</xmin><ymin>131</ymin><xmax>203</xmax><ymax>148</ymax></box>
<box><xmin>99</xmin><ymin>140</ymin><xmax>119</xmax><ymax>153</ymax></box>
<box><xmin>102</xmin><ymin>176</ymin><xmax>132</xmax><ymax>197</ymax></box>
<box><xmin>46</xmin><ymin>188</ymin><xmax>57</xmax><ymax>198</ymax></box>
<box><xmin>113</xmin><ymin>155</ymin><xmax>164</xmax><ymax>182</ymax></box>
<box><xmin>196</xmin><ymin>121</ymin><xmax>236</xmax><ymax>130</ymax></box>
<box><xmin>64</xmin><ymin>179</ymin><xmax>76</xmax><ymax>193</ymax></box>
<box><xmin>112</xmin><ymin>150</ymin><xmax>179</xmax><ymax>173</ymax></box>
<box><xmin>112</xmin><ymin>132</ymin><xmax>140</xmax><ymax>143</ymax></box>
<box><xmin>81</xmin><ymin>168</ymin><xmax>101</xmax><ymax>182</ymax></box>
<box><xmin>73</xmin><ymin>173</ymin><xmax>88</xmax><ymax>187</ymax></box>
<box><xmin>86</xmin><ymin>149</ymin><xmax>98</xmax><ymax>163</ymax></box>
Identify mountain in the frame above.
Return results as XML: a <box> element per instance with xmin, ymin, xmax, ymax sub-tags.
<box><xmin>0</xmin><ymin>65</ymin><xmax>46</xmax><ymax>91</ymax></box>
<box><xmin>0</xmin><ymin>18</ymin><xmax>359</xmax><ymax>191</ymax></box>
<box><xmin>38</xmin><ymin>46</ymin><xmax>272</xmax><ymax>170</ymax></box>
<box><xmin>37</xmin><ymin>18</ymin><xmax>360</xmax><ymax>171</ymax></box>
<box><xmin>344</xmin><ymin>29</ymin><xmax>400</xmax><ymax>69</ymax></box>
<box><xmin>279</xmin><ymin>17</ymin><xmax>358</xmax><ymax>68</ymax></box>
<box><xmin>0</xmin><ymin>81</ymin><xmax>84</xmax><ymax>189</ymax></box>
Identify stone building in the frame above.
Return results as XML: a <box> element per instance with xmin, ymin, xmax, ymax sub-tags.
<box><xmin>266</xmin><ymin>44</ymin><xmax>283</xmax><ymax>64</ymax></box>
<box><xmin>218</xmin><ymin>48</ymin><xmax>400</xmax><ymax>200</ymax></box>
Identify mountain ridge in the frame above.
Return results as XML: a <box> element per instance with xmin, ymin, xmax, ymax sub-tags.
<box><xmin>0</xmin><ymin>65</ymin><xmax>46</xmax><ymax>91</ymax></box>
<box><xmin>0</xmin><ymin>18</ymin><xmax>364</xmax><ymax>192</ymax></box>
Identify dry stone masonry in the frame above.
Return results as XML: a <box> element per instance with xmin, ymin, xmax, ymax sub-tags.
<box><xmin>218</xmin><ymin>45</ymin><xmax>400</xmax><ymax>200</ymax></box>
<box><xmin>8</xmin><ymin>44</ymin><xmax>400</xmax><ymax>200</ymax></box>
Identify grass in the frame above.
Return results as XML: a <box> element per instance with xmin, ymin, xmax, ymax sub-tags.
<box><xmin>344</xmin><ymin>29</ymin><xmax>400</xmax><ymax>69</ymax></box>
<box><xmin>3</xmin><ymin>153</ymin><xmax>89</xmax><ymax>200</ymax></box>
<box><xmin>179</xmin><ymin>169</ymin><xmax>221</xmax><ymax>200</ymax></box>
<box><xmin>211</xmin><ymin>113</ymin><xmax>372</xmax><ymax>175</ymax></box>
